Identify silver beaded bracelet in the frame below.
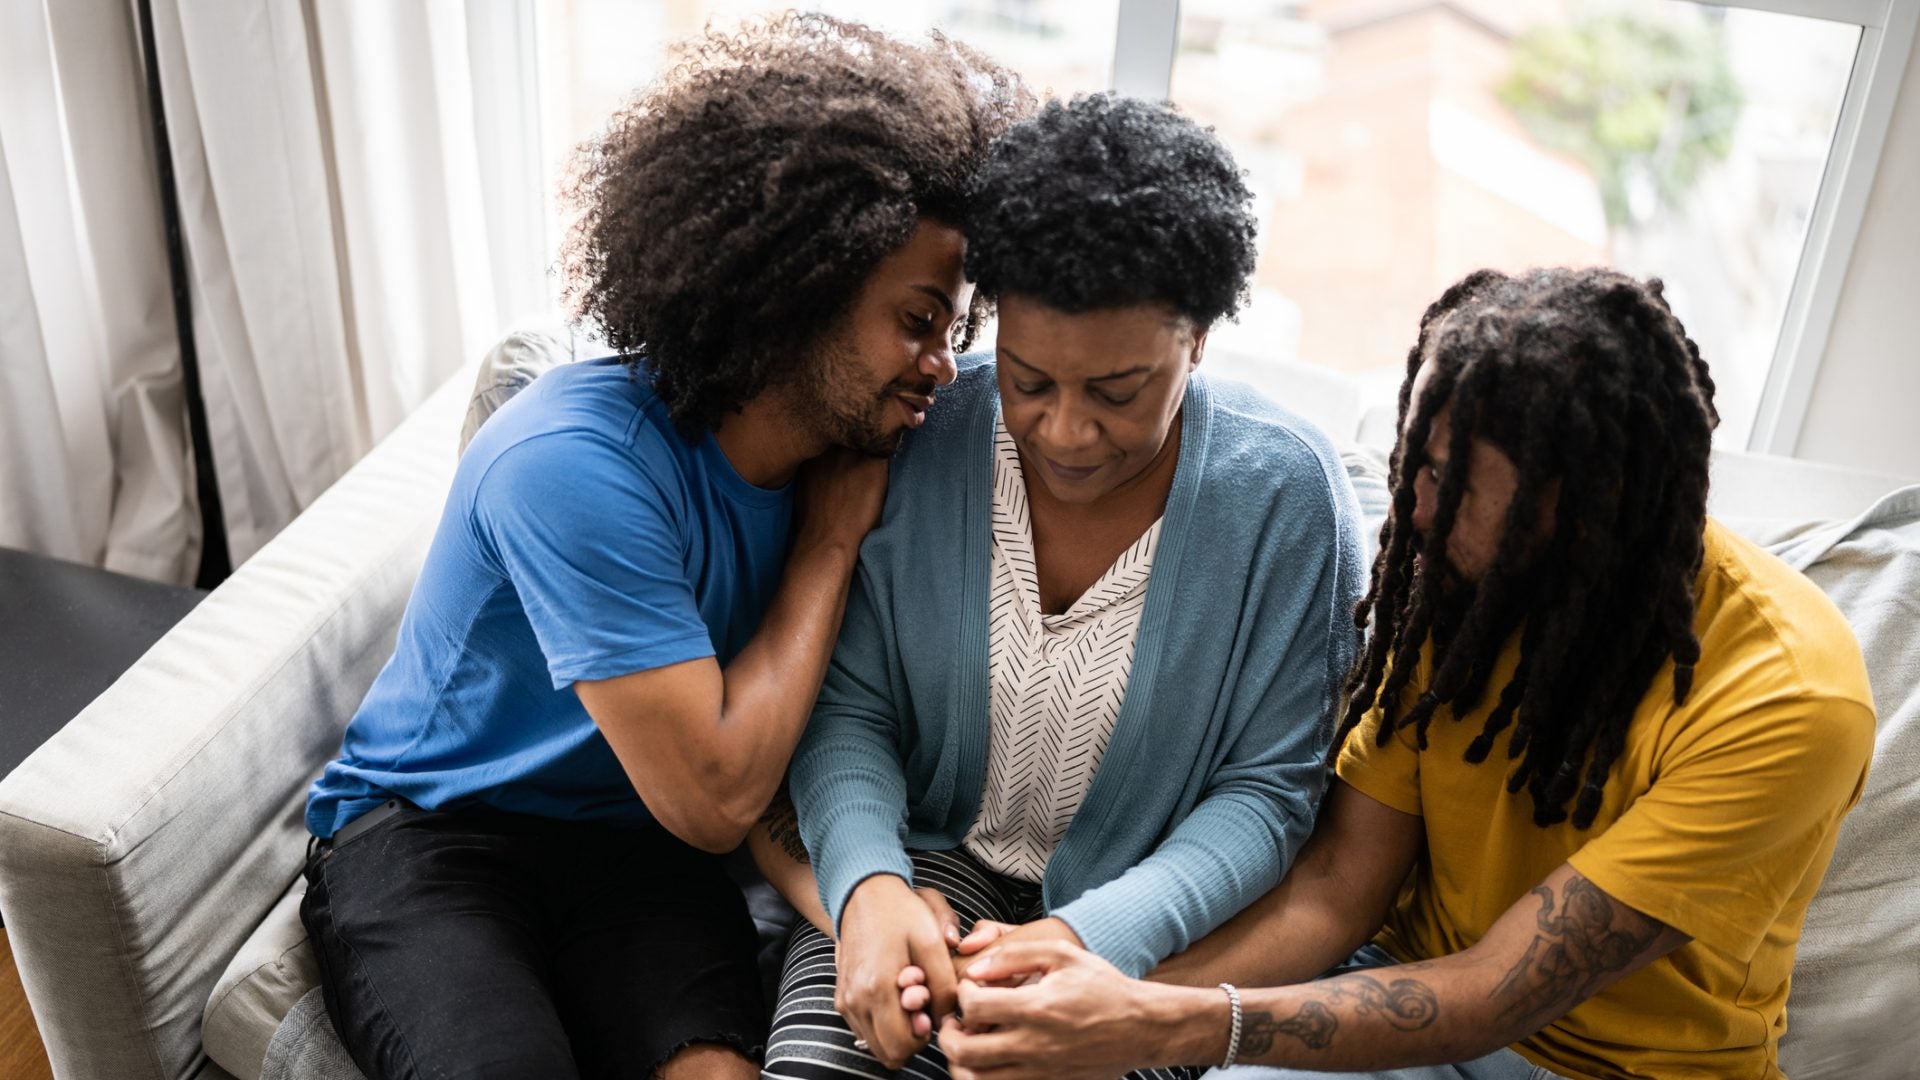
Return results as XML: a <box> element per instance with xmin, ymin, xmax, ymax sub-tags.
<box><xmin>1219</xmin><ymin>982</ymin><xmax>1244</xmax><ymax>1068</ymax></box>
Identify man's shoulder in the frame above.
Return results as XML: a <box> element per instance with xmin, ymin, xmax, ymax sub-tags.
<box><xmin>1693</xmin><ymin>518</ymin><xmax>1873</xmax><ymax>713</ymax></box>
<box><xmin>449</xmin><ymin>379</ymin><xmax>706</xmax><ymax>556</ymax></box>
<box><xmin>462</xmin><ymin>362</ymin><xmax>686</xmax><ymax>490</ymax></box>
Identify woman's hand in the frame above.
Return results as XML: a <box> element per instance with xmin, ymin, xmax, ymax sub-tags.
<box><xmin>895</xmin><ymin>887</ymin><xmax>966</xmax><ymax>1037</ymax></box>
<box><xmin>837</xmin><ymin>875</ymin><xmax>962</xmax><ymax>1067</ymax></box>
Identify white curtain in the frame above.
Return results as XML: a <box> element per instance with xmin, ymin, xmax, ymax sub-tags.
<box><xmin>1</xmin><ymin>0</ymin><xmax>548</xmax><ymax>578</ymax></box>
<box><xmin>0</xmin><ymin>0</ymin><xmax>198</xmax><ymax>583</ymax></box>
<box><xmin>149</xmin><ymin>0</ymin><xmax>549</xmax><ymax>565</ymax></box>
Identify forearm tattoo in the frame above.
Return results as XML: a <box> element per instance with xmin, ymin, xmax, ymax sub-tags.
<box><xmin>1241</xmin><ymin>973</ymin><xmax>1439</xmax><ymax>1054</ymax></box>
<box><xmin>759</xmin><ymin>788</ymin><xmax>809</xmax><ymax>864</ymax></box>
<box><xmin>1244</xmin><ymin>1001</ymin><xmax>1337</xmax><ymax>1052</ymax></box>
<box><xmin>1234</xmin><ymin>874</ymin><xmax>1659</xmax><ymax>1060</ymax></box>
<box><xmin>1489</xmin><ymin>873</ymin><xmax>1664</xmax><ymax>1030</ymax></box>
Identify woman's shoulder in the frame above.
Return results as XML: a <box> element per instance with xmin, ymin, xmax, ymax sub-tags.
<box><xmin>894</xmin><ymin>356</ymin><xmax>996</xmax><ymax>462</ymax></box>
<box><xmin>938</xmin><ymin>352</ymin><xmax>997</xmax><ymax>420</ymax></box>
<box><xmin>1193</xmin><ymin>372</ymin><xmax>1349</xmax><ymax>501</ymax></box>
<box><xmin>1180</xmin><ymin>375</ymin><xmax>1364</xmax><ymax>581</ymax></box>
<box><xmin>859</xmin><ymin>357</ymin><xmax>996</xmax><ymax>547</ymax></box>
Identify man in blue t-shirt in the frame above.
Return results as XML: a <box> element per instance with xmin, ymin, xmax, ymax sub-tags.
<box><xmin>299</xmin><ymin>18</ymin><xmax>1031</xmax><ymax>1080</ymax></box>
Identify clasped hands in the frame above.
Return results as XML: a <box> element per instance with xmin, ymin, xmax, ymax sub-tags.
<box><xmin>835</xmin><ymin>873</ymin><xmax>1088</xmax><ymax>1070</ymax></box>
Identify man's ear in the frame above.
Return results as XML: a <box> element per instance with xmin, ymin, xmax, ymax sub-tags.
<box><xmin>1188</xmin><ymin>326</ymin><xmax>1210</xmax><ymax>371</ymax></box>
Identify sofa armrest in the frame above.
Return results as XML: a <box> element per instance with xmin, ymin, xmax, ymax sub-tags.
<box><xmin>0</xmin><ymin>366</ymin><xmax>471</xmax><ymax>1080</ymax></box>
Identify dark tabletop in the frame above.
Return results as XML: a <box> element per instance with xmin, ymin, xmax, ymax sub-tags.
<box><xmin>0</xmin><ymin>546</ymin><xmax>205</xmax><ymax>779</ymax></box>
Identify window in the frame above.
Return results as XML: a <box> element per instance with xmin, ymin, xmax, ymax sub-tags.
<box><xmin>535</xmin><ymin>0</ymin><xmax>1915</xmax><ymax>453</ymax></box>
<box><xmin>1172</xmin><ymin>0</ymin><xmax>1859</xmax><ymax>449</ymax></box>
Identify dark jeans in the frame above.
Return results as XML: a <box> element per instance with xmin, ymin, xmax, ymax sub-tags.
<box><xmin>300</xmin><ymin>803</ymin><xmax>766</xmax><ymax>1080</ymax></box>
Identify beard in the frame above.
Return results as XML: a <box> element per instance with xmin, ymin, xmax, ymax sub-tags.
<box><xmin>1421</xmin><ymin>546</ymin><xmax>1542</xmax><ymax>654</ymax></box>
<box><xmin>1427</xmin><ymin>563</ymin><xmax>1476</xmax><ymax>651</ymax></box>
<box><xmin>790</xmin><ymin>332</ymin><xmax>933</xmax><ymax>458</ymax></box>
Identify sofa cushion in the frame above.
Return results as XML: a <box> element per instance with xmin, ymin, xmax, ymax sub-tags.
<box><xmin>260</xmin><ymin>989</ymin><xmax>362</xmax><ymax>1080</ymax></box>
<box><xmin>1736</xmin><ymin>487</ymin><xmax>1920</xmax><ymax>1079</ymax></box>
<box><xmin>457</xmin><ymin>324</ymin><xmax>581</xmax><ymax>453</ymax></box>
<box><xmin>203</xmin><ymin>878</ymin><xmax>326</xmax><ymax>1080</ymax></box>
<box><xmin>1340</xmin><ymin>445</ymin><xmax>1392</xmax><ymax>560</ymax></box>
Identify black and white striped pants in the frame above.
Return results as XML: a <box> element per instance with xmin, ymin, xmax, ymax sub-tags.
<box><xmin>762</xmin><ymin>847</ymin><xmax>1198</xmax><ymax>1080</ymax></box>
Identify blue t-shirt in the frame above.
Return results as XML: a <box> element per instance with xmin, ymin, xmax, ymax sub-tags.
<box><xmin>306</xmin><ymin>358</ymin><xmax>792</xmax><ymax>838</ymax></box>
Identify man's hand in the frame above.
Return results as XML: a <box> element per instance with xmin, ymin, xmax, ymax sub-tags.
<box><xmin>574</xmin><ymin>449</ymin><xmax>891</xmax><ymax>855</ymax></box>
<box><xmin>941</xmin><ymin>863</ymin><xmax>1691</xmax><ymax>1077</ymax></box>
<box><xmin>895</xmin><ymin>916</ymin><xmax>1084</xmax><ymax>1022</ymax></box>
<box><xmin>794</xmin><ymin>447</ymin><xmax>888</xmax><ymax>551</ymax></box>
<box><xmin>939</xmin><ymin>941</ymin><xmax>1181</xmax><ymax>1080</ymax></box>
<box><xmin>837</xmin><ymin>875</ymin><xmax>962</xmax><ymax>1067</ymax></box>
<box><xmin>946</xmin><ymin>917</ymin><xmax>1082</xmax><ymax>988</ymax></box>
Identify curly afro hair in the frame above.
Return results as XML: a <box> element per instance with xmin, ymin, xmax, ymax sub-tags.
<box><xmin>561</xmin><ymin>13</ymin><xmax>1033</xmax><ymax>435</ymax></box>
<box><xmin>963</xmin><ymin>93</ymin><xmax>1257</xmax><ymax>327</ymax></box>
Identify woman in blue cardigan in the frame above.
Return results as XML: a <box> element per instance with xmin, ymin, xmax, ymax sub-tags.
<box><xmin>755</xmin><ymin>94</ymin><xmax>1365</xmax><ymax>1079</ymax></box>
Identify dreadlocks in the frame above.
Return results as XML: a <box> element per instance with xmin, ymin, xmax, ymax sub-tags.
<box><xmin>1337</xmin><ymin>267</ymin><xmax>1719</xmax><ymax>829</ymax></box>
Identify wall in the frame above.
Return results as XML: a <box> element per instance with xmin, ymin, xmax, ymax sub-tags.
<box><xmin>1796</xmin><ymin>19</ymin><xmax>1920</xmax><ymax>477</ymax></box>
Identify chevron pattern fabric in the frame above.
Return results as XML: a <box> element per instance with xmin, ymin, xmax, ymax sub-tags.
<box><xmin>963</xmin><ymin>420</ymin><xmax>1163</xmax><ymax>883</ymax></box>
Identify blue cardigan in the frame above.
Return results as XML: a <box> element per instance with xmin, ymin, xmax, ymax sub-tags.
<box><xmin>789</xmin><ymin>359</ymin><xmax>1365</xmax><ymax>976</ymax></box>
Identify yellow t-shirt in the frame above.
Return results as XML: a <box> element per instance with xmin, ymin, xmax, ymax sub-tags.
<box><xmin>1337</xmin><ymin>519</ymin><xmax>1874</xmax><ymax>1080</ymax></box>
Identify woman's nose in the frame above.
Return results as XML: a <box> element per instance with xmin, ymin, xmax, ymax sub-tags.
<box><xmin>1041</xmin><ymin>400</ymin><xmax>1099</xmax><ymax>452</ymax></box>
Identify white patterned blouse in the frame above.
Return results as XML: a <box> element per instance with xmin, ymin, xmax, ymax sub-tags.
<box><xmin>962</xmin><ymin>418</ymin><xmax>1164</xmax><ymax>883</ymax></box>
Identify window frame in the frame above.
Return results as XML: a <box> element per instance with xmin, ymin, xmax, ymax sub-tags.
<box><xmin>1113</xmin><ymin>0</ymin><xmax>1919</xmax><ymax>456</ymax></box>
<box><xmin>1739</xmin><ymin>0</ymin><xmax>1919</xmax><ymax>455</ymax></box>
<box><xmin>1112</xmin><ymin>0</ymin><xmax>1179</xmax><ymax>97</ymax></box>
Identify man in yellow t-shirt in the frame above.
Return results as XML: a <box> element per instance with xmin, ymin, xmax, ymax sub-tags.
<box><xmin>927</xmin><ymin>268</ymin><xmax>1874</xmax><ymax>1080</ymax></box>
<box><xmin>1319</xmin><ymin>512</ymin><xmax>1873</xmax><ymax>1079</ymax></box>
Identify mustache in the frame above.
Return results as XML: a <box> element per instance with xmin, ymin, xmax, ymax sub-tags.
<box><xmin>879</xmin><ymin>377</ymin><xmax>937</xmax><ymax>400</ymax></box>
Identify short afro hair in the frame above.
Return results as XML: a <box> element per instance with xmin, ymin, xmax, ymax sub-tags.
<box><xmin>561</xmin><ymin>13</ymin><xmax>1033</xmax><ymax>434</ymax></box>
<box><xmin>963</xmin><ymin>93</ymin><xmax>1257</xmax><ymax>327</ymax></box>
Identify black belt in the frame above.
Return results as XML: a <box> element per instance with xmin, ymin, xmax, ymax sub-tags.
<box><xmin>330</xmin><ymin>798</ymin><xmax>407</xmax><ymax>849</ymax></box>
